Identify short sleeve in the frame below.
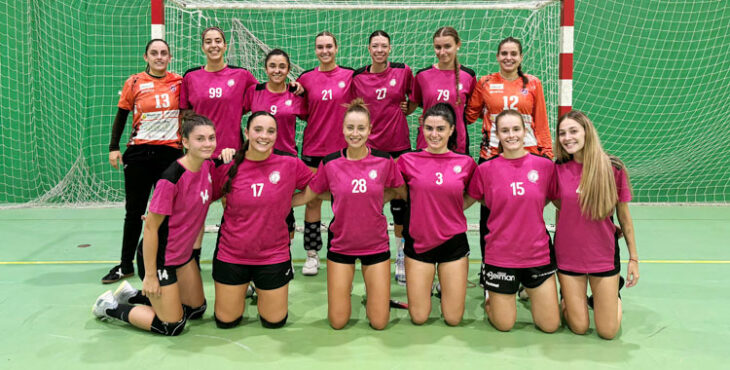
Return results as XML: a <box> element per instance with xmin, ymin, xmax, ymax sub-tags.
<box><xmin>409</xmin><ymin>74</ymin><xmax>422</xmax><ymax>106</ymax></box>
<box><xmin>396</xmin><ymin>155</ymin><xmax>410</xmax><ymax>181</ymax></box>
<box><xmin>295</xmin><ymin>94</ymin><xmax>309</xmax><ymax>121</ymax></box>
<box><xmin>210</xmin><ymin>160</ymin><xmax>232</xmax><ymax>201</ymax></box>
<box><xmin>117</xmin><ymin>76</ymin><xmax>135</xmax><ymax>111</ymax></box>
<box><xmin>149</xmin><ymin>179</ymin><xmax>176</xmax><ymax>216</ymax></box>
<box><xmin>295</xmin><ymin>158</ymin><xmax>315</xmax><ymax>190</ymax></box>
<box><xmin>308</xmin><ymin>161</ymin><xmax>329</xmax><ymax>193</ymax></box>
<box><xmin>403</xmin><ymin>65</ymin><xmax>414</xmax><ymax>98</ymax></box>
<box><xmin>615</xmin><ymin>167</ymin><xmax>632</xmax><ymax>203</ymax></box>
<box><xmin>546</xmin><ymin>162</ymin><xmax>558</xmax><ymax>200</ymax></box>
<box><xmin>466</xmin><ymin>165</ymin><xmax>484</xmax><ymax>200</ymax></box>
<box><xmin>242</xmin><ymin>84</ymin><xmax>255</xmax><ymax>113</ymax></box>
<box><xmin>179</xmin><ymin>74</ymin><xmax>191</xmax><ymax>109</ymax></box>
<box><xmin>385</xmin><ymin>158</ymin><xmax>405</xmax><ymax>188</ymax></box>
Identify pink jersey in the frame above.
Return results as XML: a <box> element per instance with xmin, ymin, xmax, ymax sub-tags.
<box><xmin>214</xmin><ymin>153</ymin><xmax>313</xmax><ymax>265</ymax></box>
<box><xmin>242</xmin><ymin>83</ymin><xmax>308</xmax><ymax>155</ymax></box>
<box><xmin>553</xmin><ymin>160</ymin><xmax>632</xmax><ymax>273</ymax></box>
<box><xmin>352</xmin><ymin>62</ymin><xmax>413</xmax><ymax>152</ymax></box>
<box><xmin>297</xmin><ymin>66</ymin><xmax>354</xmax><ymax>157</ymax></box>
<box><xmin>410</xmin><ymin>65</ymin><xmax>476</xmax><ymax>154</ymax></box>
<box><xmin>148</xmin><ymin>159</ymin><xmax>214</xmax><ymax>266</ymax></box>
<box><xmin>309</xmin><ymin>148</ymin><xmax>404</xmax><ymax>255</ymax></box>
<box><xmin>397</xmin><ymin>150</ymin><xmax>476</xmax><ymax>253</ymax></box>
<box><xmin>467</xmin><ymin>154</ymin><xmax>555</xmax><ymax>268</ymax></box>
<box><xmin>180</xmin><ymin>66</ymin><xmax>258</xmax><ymax>156</ymax></box>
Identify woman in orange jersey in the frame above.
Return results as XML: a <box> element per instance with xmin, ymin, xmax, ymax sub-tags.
<box><xmin>465</xmin><ymin>37</ymin><xmax>553</xmax><ymax>284</ymax></box>
<box><xmin>103</xmin><ymin>39</ymin><xmax>184</xmax><ymax>285</ymax></box>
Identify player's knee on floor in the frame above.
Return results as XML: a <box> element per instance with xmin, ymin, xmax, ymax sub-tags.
<box><xmin>260</xmin><ymin>313</ymin><xmax>288</xmax><ymax>329</ymax></box>
<box><xmin>150</xmin><ymin>315</ymin><xmax>187</xmax><ymax>336</ymax></box>
<box><xmin>390</xmin><ymin>199</ymin><xmax>406</xmax><ymax>225</ymax></box>
<box><xmin>214</xmin><ymin>314</ymin><xmax>242</xmax><ymax>329</ymax></box>
<box><xmin>184</xmin><ymin>300</ymin><xmax>207</xmax><ymax>320</ymax></box>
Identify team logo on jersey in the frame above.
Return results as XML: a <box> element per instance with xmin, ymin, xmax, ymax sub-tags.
<box><xmin>368</xmin><ymin>170</ymin><xmax>378</xmax><ymax>179</ymax></box>
<box><xmin>527</xmin><ymin>170</ymin><xmax>539</xmax><ymax>183</ymax></box>
<box><xmin>170</xmin><ymin>85</ymin><xmax>177</xmax><ymax>92</ymax></box>
<box><xmin>389</xmin><ymin>78</ymin><xmax>397</xmax><ymax>87</ymax></box>
<box><xmin>521</xmin><ymin>88</ymin><xmax>529</xmax><ymax>95</ymax></box>
<box><xmin>139</xmin><ymin>82</ymin><xmax>154</xmax><ymax>91</ymax></box>
<box><xmin>208</xmin><ymin>173</ymin><xmax>212</xmax><ymax>183</ymax></box>
<box><xmin>227</xmin><ymin>79</ymin><xmax>235</xmax><ymax>87</ymax></box>
<box><xmin>269</xmin><ymin>171</ymin><xmax>281</xmax><ymax>184</ymax></box>
<box><xmin>285</xmin><ymin>99</ymin><xmax>292</xmax><ymax>106</ymax></box>
<box><xmin>489</xmin><ymin>83</ymin><xmax>504</xmax><ymax>90</ymax></box>
<box><xmin>338</xmin><ymin>81</ymin><xmax>346</xmax><ymax>89</ymax></box>
<box><xmin>458</xmin><ymin>83</ymin><xmax>463</xmax><ymax>91</ymax></box>
<box><xmin>453</xmin><ymin>165</ymin><xmax>462</xmax><ymax>174</ymax></box>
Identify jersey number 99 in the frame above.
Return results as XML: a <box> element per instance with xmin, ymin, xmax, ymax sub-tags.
<box><xmin>209</xmin><ymin>87</ymin><xmax>223</xmax><ymax>99</ymax></box>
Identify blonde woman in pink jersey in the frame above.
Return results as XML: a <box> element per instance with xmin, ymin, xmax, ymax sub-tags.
<box><xmin>465</xmin><ymin>110</ymin><xmax>560</xmax><ymax>333</ymax></box>
<box><xmin>553</xmin><ymin>110</ymin><xmax>639</xmax><ymax>340</ymax></box>
<box><xmin>396</xmin><ymin>103</ymin><xmax>476</xmax><ymax>326</ymax></box>
<box><xmin>293</xmin><ymin>98</ymin><xmax>404</xmax><ymax>330</ymax></box>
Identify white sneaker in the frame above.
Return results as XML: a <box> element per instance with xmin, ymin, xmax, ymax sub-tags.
<box><xmin>246</xmin><ymin>284</ymin><xmax>256</xmax><ymax>298</ymax></box>
<box><xmin>394</xmin><ymin>238</ymin><xmax>406</xmax><ymax>285</ymax></box>
<box><xmin>518</xmin><ymin>285</ymin><xmax>529</xmax><ymax>301</ymax></box>
<box><xmin>92</xmin><ymin>290</ymin><xmax>117</xmax><ymax>319</ymax></box>
<box><xmin>546</xmin><ymin>223</ymin><xmax>556</xmax><ymax>233</ymax></box>
<box><xmin>113</xmin><ymin>280</ymin><xmax>138</xmax><ymax>305</ymax></box>
<box><xmin>302</xmin><ymin>250</ymin><xmax>319</xmax><ymax>276</ymax></box>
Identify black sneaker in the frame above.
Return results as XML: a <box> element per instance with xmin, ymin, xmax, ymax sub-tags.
<box><xmin>588</xmin><ymin>276</ymin><xmax>625</xmax><ymax>309</ymax></box>
<box><xmin>101</xmin><ymin>264</ymin><xmax>134</xmax><ymax>284</ymax></box>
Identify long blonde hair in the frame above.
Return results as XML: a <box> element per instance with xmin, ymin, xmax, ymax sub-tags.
<box><xmin>555</xmin><ymin>110</ymin><xmax>630</xmax><ymax>220</ymax></box>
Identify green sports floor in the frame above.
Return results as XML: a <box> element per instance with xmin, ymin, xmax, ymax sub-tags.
<box><xmin>1</xmin><ymin>205</ymin><xmax>728</xmax><ymax>369</ymax></box>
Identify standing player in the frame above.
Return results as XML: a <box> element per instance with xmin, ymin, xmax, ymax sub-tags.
<box><xmin>102</xmin><ymin>39</ymin><xmax>183</xmax><ymax>284</ymax></box>
<box><xmin>396</xmin><ymin>103</ymin><xmax>476</xmax><ymax>326</ymax></box>
<box><xmin>352</xmin><ymin>30</ymin><xmax>414</xmax><ymax>285</ymax></box>
<box><xmin>553</xmin><ymin>110</ymin><xmax>639</xmax><ymax>340</ymax></box>
<box><xmin>243</xmin><ymin>49</ymin><xmax>308</xmax><ymax>239</ymax></box>
<box><xmin>92</xmin><ymin>114</ymin><xmax>226</xmax><ymax>336</ymax></box>
<box><xmin>293</xmin><ymin>99</ymin><xmax>404</xmax><ymax>330</ymax></box>
<box><xmin>296</xmin><ymin>31</ymin><xmax>355</xmax><ymax>276</ymax></box>
<box><xmin>465</xmin><ymin>110</ymin><xmax>560</xmax><ymax>333</ymax></box>
<box><xmin>180</xmin><ymin>27</ymin><xmax>259</xmax><ymax>263</ymax></box>
<box><xmin>212</xmin><ymin>112</ymin><xmax>313</xmax><ymax>329</ymax></box>
<box><xmin>408</xmin><ymin>27</ymin><xmax>476</xmax><ymax>155</ymax></box>
<box><xmin>465</xmin><ymin>37</ymin><xmax>552</xmax><ymax>288</ymax></box>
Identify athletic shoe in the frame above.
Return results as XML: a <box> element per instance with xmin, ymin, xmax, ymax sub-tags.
<box><xmin>588</xmin><ymin>275</ymin><xmax>625</xmax><ymax>309</ymax></box>
<box><xmin>518</xmin><ymin>285</ymin><xmax>529</xmax><ymax>301</ymax></box>
<box><xmin>92</xmin><ymin>290</ymin><xmax>117</xmax><ymax>319</ymax></box>
<box><xmin>432</xmin><ymin>282</ymin><xmax>442</xmax><ymax>299</ymax></box>
<box><xmin>113</xmin><ymin>280</ymin><xmax>138</xmax><ymax>305</ymax></box>
<box><xmin>246</xmin><ymin>284</ymin><xmax>256</xmax><ymax>298</ymax></box>
<box><xmin>394</xmin><ymin>238</ymin><xmax>406</xmax><ymax>285</ymax></box>
<box><xmin>101</xmin><ymin>264</ymin><xmax>133</xmax><ymax>284</ymax></box>
<box><xmin>302</xmin><ymin>250</ymin><xmax>319</xmax><ymax>276</ymax></box>
<box><xmin>546</xmin><ymin>223</ymin><xmax>556</xmax><ymax>233</ymax></box>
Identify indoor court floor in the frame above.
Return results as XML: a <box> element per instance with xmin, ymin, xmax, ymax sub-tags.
<box><xmin>1</xmin><ymin>205</ymin><xmax>728</xmax><ymax>369</ymax></box>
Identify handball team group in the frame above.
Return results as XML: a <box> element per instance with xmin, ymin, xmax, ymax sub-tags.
<box><xmin>92</xmin><ymin>26</ymin><xmax>640</xmax><ymax>340</ymax></box>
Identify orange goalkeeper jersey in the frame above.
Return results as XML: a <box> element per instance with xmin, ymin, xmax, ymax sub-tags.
<box><xmin>465</xmin><ymin>72</ymin><xmax>551</xmax><ymax>159</ymax></box>
<box><xmin>117</xmin><ymin>71</ymin><xmax>183</xmax><ymax>149</ymax></box>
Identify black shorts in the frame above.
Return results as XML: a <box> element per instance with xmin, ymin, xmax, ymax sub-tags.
<box><xmin>404</xmin><ymin>233</ymin><xmax>470</xmax><ymax>264</ymax></box>
<box><xmin>327</xmin><ymin>250</ymin><xmax>391</xmax><ymax>266</ymax></box>
<box><xmin>136</xmin><ymin>248</ymin><xmax>191</xmax><ymax>287</ymax></box>
<box><xmin>286</xmin><ymin>208</ymin><xmax>296</xmax><ymax>233</ymax></box>
<box><xmin>388</xmin><ymin>148</ymin><xmax>411</xmax><ymax>159</ymax></box>
<box><xmin>301</xmin><ymin>155</ymin><xmax>324</xmax><ymax>168</ymax></box>
<box><xmin>212</xmin><ymin>257</ymin><xmax>293</xmax><ymax>290</ymax></box>
<box><xmin>482</xmin><ymin>263</ymin><xmax>557</xmax><ymax>294</ymax></box>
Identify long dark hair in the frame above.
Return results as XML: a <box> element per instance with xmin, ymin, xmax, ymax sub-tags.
<box><xmin>497</xmin><ymin>37</ymin><xmax>528</xmax><ymax>88</ymax></box>
<box><xmin>423</xmin><ymin>103</ymin><xmax>458</xmax><ymax>151</ymax></box>
<box><xmin>144</xmin><ymin>38</ymin><xmax>170</xmax><ymax>73</ymax></box>
<box><xmin>221</xmin><ymin>111</ymin><xmax>277</xmax><ymax>196</ymax></box>
<box><xmin>180</xmin><ymin>113</ymin><xmax>214</xmax><ymax>140</ymax></box>
<box><xmin>433</xmin><ymin>27</ymin><xmax>462</xmax><ymax>106</ymax></box>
